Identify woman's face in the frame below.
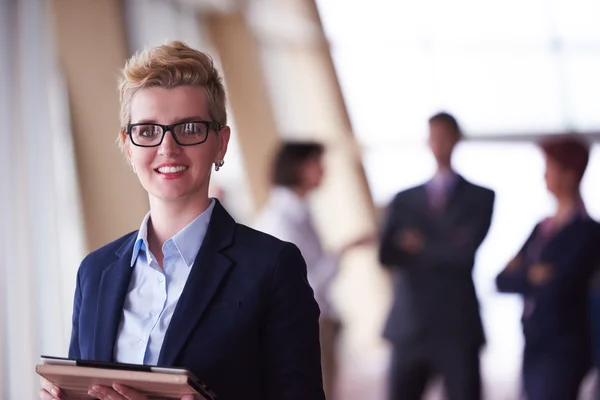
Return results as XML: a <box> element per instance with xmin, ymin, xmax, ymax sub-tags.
<box><xmin>544</xmin><ymin>155</ymin><xmax>577</xmax><ymax>197</ymax></box>
<box><xmin>299</xmin><ymin>155</ymin><xmax>325</xmax><ymax>191</ymax></box>
<box><xmin>127</xmin><ymin>85</ymin><xmax>229</xmax><ymax>204</ymax></box>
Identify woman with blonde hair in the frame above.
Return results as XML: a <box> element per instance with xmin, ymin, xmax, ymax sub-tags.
<box><xmin>40</xmin><ymin>41</ymin><xmax>325</xmax><ymax>400</ymax></box>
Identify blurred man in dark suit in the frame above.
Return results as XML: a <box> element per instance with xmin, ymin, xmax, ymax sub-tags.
<box><xmin>379</xmin><ymin>112</ymin><xmax>495</xmax><ymax>400</ymax></box>
<box><xmin>592</xmin><ymin>268</ymin><xmax>600</xmax><ymax>400</ymax></box>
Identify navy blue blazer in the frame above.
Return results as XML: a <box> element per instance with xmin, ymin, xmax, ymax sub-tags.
<box><xmin>496</xmin><ymin>215</ymin><xmax>600</xmax><ymax>357</ymax></box>
<box><xmin>591</xmin><ymin>273</ymin><xmax>600</xmax><ymax>370</ymax></box>
<box><xmin>68</xmin><ymin>200</ymin><xmax>325</xmax><ymax>400</ymax></box>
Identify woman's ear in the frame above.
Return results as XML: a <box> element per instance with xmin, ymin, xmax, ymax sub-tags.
<box><xmin>216</xmin><ymin>125</ymin><xmax>231</xmax><ymax>160</ymax></box>
<box><xmin>125</xmin><ymin>136</ymin><xmax>133</xmax><ymax>159</ymax></box>
<box><xmin>125</xmin><ymin>138</ymin><xmax>136</xmax><ymax>172</ymax></box>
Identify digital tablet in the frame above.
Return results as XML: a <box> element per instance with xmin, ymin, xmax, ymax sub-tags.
<box><xmin>36</xmin><ymin>356</ymin><xmax>216</xmax><ymax>400</ymax></box>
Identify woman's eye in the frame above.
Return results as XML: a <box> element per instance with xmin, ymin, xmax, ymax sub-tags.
<box><xmin>182</xmin><ymin>124</ymin><xmax>198</xmax><ymax>134</ymax></box>
<box><xmin>139</xmin><ymin>126</ymin><xmax>160</xmax><ymax>137</ymax></box>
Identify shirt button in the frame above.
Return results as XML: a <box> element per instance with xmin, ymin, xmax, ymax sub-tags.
<box><xmin>138</xmin><ymin>340</ymin><xmax>145</xmax><ymax>348</ymax></box>
<box><xmin>158</xmin><ymin>275</ymin><xmax>165</xmax><ymax>283</ymax></box>
<box><xmin>151</xmin><ymin>310</ymin><xmax>158</xmax><ymax>316</ymax></box>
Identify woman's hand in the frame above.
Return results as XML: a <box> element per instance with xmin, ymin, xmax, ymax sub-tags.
<box><xmin>39</xmin><ymin>377</ymin><xmax>61</xmax><ymax>400</ymax></box>
<box><xmin>528</xmin><ymin>262</ymin><xmax>554</xmax><ymax>285</ymax></box>
<box><xmin>503</xmin><ymin>254</ymin><xmax>522</xmax><ymax>273</ymax></box>
<box><xmin>340</xmin><ymin>233</ymin><xmax>375</xmax><ymax>254</ymax></box>
<box><xmin>395</xmin><ymin>229</ymin><xmax>424</xmax><ymax>255</ymax></box>
<box><xmin>39</xmin><ymin>379</ymin><xmax>195</xmax><ymax>400</ymax></box>
<box><xmin>88</xmin><ymin>384</ymin><xmax>196</xmax><ymax>400</ymax></box>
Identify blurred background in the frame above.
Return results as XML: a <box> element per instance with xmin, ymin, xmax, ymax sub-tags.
<box><xmin>1</xmin><ymin>0</ymin><xmax>599</xmax><ymax>399</ymax></box>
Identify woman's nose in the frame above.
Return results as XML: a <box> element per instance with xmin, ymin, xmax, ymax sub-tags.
<box><xmin>158</xmin><ymin>131</ymin><xmax>181</xmax><ymax>156</ymax></box>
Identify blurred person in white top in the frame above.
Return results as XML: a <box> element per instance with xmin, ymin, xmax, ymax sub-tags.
<box><xmin>254</xmin><ymin>141</ymin><xmax>372</xmax><ymax>400</ymax></box>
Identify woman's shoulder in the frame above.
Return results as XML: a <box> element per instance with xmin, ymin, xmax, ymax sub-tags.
<box><xmin>232</xmin><ymin>223</ymin><xmax>302</xmax><ymax>260</ymax></box>
<box><xmin>230</xmin><ymin>224</ymin><xmax>307</xmax><ymax>284</ymax></box>
<box><xmin>235</xmin><ymin>222</ymin><xmax>292</xmax><ymax>248</ymax></box>
<box><xmin>78</xmin><ymin>230</ymin><xmax>138</xmax><ymax>272</ymax></box>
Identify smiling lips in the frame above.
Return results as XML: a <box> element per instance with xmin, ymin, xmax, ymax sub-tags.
<box><xmin>155</xmin><ymin>164</ymin><xmax>189</xmax><ymax>179</ymax></box>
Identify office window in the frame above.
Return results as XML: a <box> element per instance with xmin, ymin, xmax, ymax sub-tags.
<box><xmin>316</xmin><ymin>0</ymin><xmax>600</xmax><ymax>142</ymax></box>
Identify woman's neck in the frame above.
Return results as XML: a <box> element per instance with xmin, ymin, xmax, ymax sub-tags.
<box><xmin>148</xmin><ymin>195</ymin><xmax>211</xmax><ymax>248</ymax></box>
<box><xmin>291</xmin><ymin>185</ymin><xmax>310</xmax><ymax>199</ymax></box>
<box><xmin>554</xmin><ymin>192</ymin><xmax>582</xmax><ymax>224</ymax></box>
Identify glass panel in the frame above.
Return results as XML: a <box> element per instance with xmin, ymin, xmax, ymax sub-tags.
<box><xmin>422</xmin><ymin>0</ymin><xmax>551</xmax><ymax>43</ymax></box>
<box><xmin>317</xmin><ymin>0</ymin><xmax>600</xmax><ymax>139</ymax></box>
<box><xmin>331</xmin><ymin>45</ymin><xmax>436</xmax><ymax>145</ymax></box>
<box><xmin>551</xmin><ymin>0</ymin><xmax>600</xmax><ymax>42</ymax></box>
<box><xmin>317</xmin><ymin>1</ymin><xmax>428</xmax><ymax>43</ymax></box>
<box><xmin>125</xmin><ymin>0</ymin><xmax>212</xmax><ymax>53</ymax></box>
<box><xmin>560</xmin><ymin>50</ymin><xmax>600</xmax><ymax>131</ymax></box>
<box><xmin>318</xmin><ymin>0</ymin><xmax>551</xmax><ymax>43</ymax></box>
<box><xmin>432</xmin><ymin>49</ymin><xmax>565</xmax><ymax>135</ymax></box>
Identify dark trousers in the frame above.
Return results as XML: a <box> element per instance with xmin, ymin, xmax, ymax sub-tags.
<box><xmin>522</xmin><ymin>347</ymin><xmax>590</xmax><ymax>400</ymax></box>
<box><xmin>388</xmin><ymin>342</ymin><xmax>481</xmax><ymax>400</ymax></box>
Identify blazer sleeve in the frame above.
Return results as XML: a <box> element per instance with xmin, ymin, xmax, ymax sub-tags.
<box><xmin>495</xmin><ymin>232</ymin><xmax>536</xmax><ymax>294</ymax></box>
<box><xmin>590</xmin><ymin>265</ymin><xmax>600</xmax><ymax>367</ymax></box>
<box><xmin>378</xmin><ymin>194</ymin><xmax>416</xmax><ymax>267</ymax></box>
<box><xmin>419</xmin><ymin>190</ymin><xmax>495</xmax><ymax>273</ymax></box>
<box><xmin>262</xmin><ymin>243</ymin><xmax>325</xmax><ymax>400</ymax></box>
<box><xmin>495</xmin><ymin>261</ymin><xmax>531</xmax><ymax>294</ymax></box>
<box><xmin>528</xmin><ymin>224</ymin><xmax>600</xmax><ymax>301</ymax></box>
<box><xmin>68</xmin><ymin>267</ymin><xmax>83</xmax><ymax>359</ymax></box>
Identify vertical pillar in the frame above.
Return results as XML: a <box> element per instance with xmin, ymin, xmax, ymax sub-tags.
<box><xmin>49</xmin><ymin>0</ymin><xmax>148</xmax><ymax>251</ymax></box>
<box><xmin>246</xmin><ymin>0</ymin><xmax>389</xmax><ymax>351</ymax></box>
<box><xmin>205</xmin><ymin>12</ymin><xmax>281</xmax><ymax>210</ymax></box>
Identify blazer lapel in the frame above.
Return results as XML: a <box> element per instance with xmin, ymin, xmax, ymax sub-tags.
<box><xmin>158</xmin><ymin>201</ymin><xmax>235</xmax><ymax>366</ymax></box>
<box><xmin>437</xmin><ymin>175</ymin><xmax>467</xmax><ymax>223</ymax></box>
<box><xmin>412</xmin><ymin>185</ymin><xmax>433</xmax><ymax>227</ymax></box>
<box><xmin>93</xmin><ymin>233</ymin><xmax>136</xmax><ymax>361</ymax></box>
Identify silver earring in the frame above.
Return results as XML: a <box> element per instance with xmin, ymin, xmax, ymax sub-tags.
<box><xmin>214</xmin><ymin>159</ymin><xmax>224</xmax><ymax>172</ymax></box>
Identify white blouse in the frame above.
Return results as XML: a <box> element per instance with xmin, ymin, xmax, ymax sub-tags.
<box><xmin>253</xmin><ymin>187</ymin><xmax>339</xmax><ymax>318</ymax></box>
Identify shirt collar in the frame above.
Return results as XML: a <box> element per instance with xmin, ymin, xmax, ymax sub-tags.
<box><xmin>540</xmin><ymin>199</ymin><xmax>590</xmax><ymax>237</ymax></box>
<box><xmin>131</xmin><ymin>212</ymin><xmax>151</xmax><ymax>266</ymax></box>
<box><xmin>432</xmin><ymin>169</ymin><xmax>457</xmax><ymax>184</ymax></box>
<box><xmin>428</xmin><ymin>169</ymin><xmax>459</xmax><ymax>192</ymax></box>
<box><xmin>130</xmin><ymin>198</ymin><xmax>216</xmax><ymax>267</ymax></box>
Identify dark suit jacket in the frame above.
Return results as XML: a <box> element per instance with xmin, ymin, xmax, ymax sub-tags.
<box><xmin>591</xmin><ymin>269</ymin><xmax>600</xmax><ymax>369</ymax></box>
<box><xmin>496</xmin><ymin>216</ymin><xmax>600</xmax><ymax>358</ymax></box>
<box><xmin>68</xmin><ymin>201</ymin><xmax>325</xmax><ymax>400</ymax></box>
<box><xmin>379</xmin><ymin>176</ymin><xmax>495</xmax><ymax>350</ymax></box>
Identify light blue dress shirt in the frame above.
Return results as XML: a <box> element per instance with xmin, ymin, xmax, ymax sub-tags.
<box><xmin>113</xmin><ymin>199</ymin><xmax>216</xmax><ymax>365</ymax></box>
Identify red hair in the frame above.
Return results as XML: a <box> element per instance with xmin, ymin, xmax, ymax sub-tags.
<box><xmin>540</xmin><ymin>136</ymin><xmax>590</xmax><ymax>183</ymax></box>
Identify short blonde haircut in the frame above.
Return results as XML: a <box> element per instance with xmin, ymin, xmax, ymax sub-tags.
<box><xmin>117</xmin><ymin>41</ymin><xmax>227</xmax><ymax>151</ymax></box>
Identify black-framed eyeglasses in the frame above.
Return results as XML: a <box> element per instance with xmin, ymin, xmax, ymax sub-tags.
<box><xmin>127</xmin><ymin>120</ymin><xmax>222</xmax><ymax>147</ymax></box>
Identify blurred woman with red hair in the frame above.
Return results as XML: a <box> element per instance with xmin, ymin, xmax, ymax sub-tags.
<box><xmin>496</xmin><ymin>136</ymin><xmax>600</xmax><ymax>400</ymax></box>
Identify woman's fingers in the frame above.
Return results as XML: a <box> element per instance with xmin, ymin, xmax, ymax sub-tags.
<box><xmin>39</xmin><ymin>377</ymin><xmax>61</xmax><ymax>399</ymax></box>
<box><xmin>87</xmin><ymin>384</ymin><xmax>149</xmax><ymax>400</ymax></box>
